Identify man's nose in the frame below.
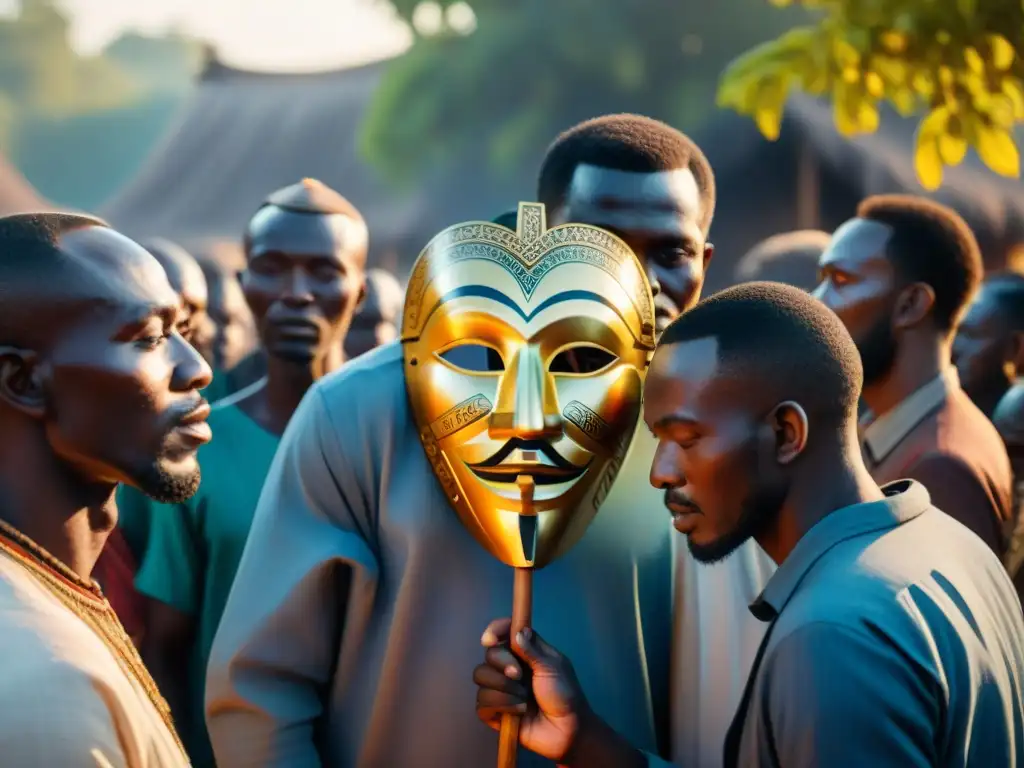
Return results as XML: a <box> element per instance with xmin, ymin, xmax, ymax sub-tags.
<box><xmin>282</xmin><ymin>269</ymin><xmax>315</xmax><ymax>306</ymax></box>
<box><xmin>649</xmin><ymin>442</ymin><xmax>683</xmax><ymax>490</ymax></box>
<box><xmin>173</xmin><ymin>336</ymin><xmax>213</xmax><ymax>392</ymax></box>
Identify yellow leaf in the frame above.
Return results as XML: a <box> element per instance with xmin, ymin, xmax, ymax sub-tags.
<box><xmin>834</xmin><ymin>81</ymin><xmax>863</xmax><ymax>136</ymax></box>
<box><xmin>891</xmin><ymin>87</ymin><xmax>919</xmax><ymax>115</ymax></box>
<box><xmin>989</xmin><ymin>95</ymin><xmax>1016</xmax><ymax>128</ymax></box>
<box><xmin>864</xmin><ymin>71</ymin><xmax>884</xmax><ymax>97</ymax></box>
<box><xmin>988</xmin><ymin>35</ymin><xmax>1015</xmax><ymax>71</ymax></box>
<box><xmin>914</xmin><ymin>134</ymin><xmax>944</xmax><ymax>190</ymax></box>
<box><xmin>975</xmin><ymin>123</ymin><xmax>1021</xmax><ymax>178</ymax></box>
<box><xmin>912</xmin><ymin>70</ymin><xmax>935</xmax><ymax>98</ymax></box>
<box><xmin>880</xmin><ymin>31</ymin><xmax>907</xmax><ymax>54</ymax></box>
<box><xmin>919</xmin><ymin>105</ymin><xmax>952</xmax><ymax>140</ymax></box>
<box><xmin>842</xmin><ymin>66</ymin><xmax>860</xmax><ymax>84</ymax></box>
<box><xmin>753</xmin><ymin>76</ymin><xmax>791</xmax><ymax>141</ymax></box>
<box><xmin>938</xmin><ymin>133</ymin><xmax>968</xmax><ymax>165</ymax></box>
<box><xmin>1002</xmin><ymin>78</ymin><xmax>1024</xmax><ymax>118</ymax></box>
<box><xmin>964</xmin><ymin>47</ymin><xmax>985</xmax><ymax>75</ymax></box>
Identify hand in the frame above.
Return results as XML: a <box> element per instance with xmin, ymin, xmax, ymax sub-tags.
<box><xmin>473</xmin><ymin>617</ymin><xmax>591</xmax><ymax>762</ymax></box>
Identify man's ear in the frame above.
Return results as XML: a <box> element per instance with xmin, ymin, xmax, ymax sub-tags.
<box><xmin>768</xmin><ymin>400</ymin><xmax>809</xmax><ymax>465</ymax></box>
<box><xmin>893</xmin><ymin>282</ymin><xmax>936</xmax><ymax>330</ymax></box>
<box><xmin>354</xmin><ymin>275</ymin><xmax>368</xmax><ymax>314</ymax></box>
<box><xmin>0</xmin><ymin>347</ymin><xmax>45</xmax><ymax>418</ymax></box>
<box><xmin>702</xmin><ymin>242</ymin><xmax>715</xmax><ymax>270</ymax></box>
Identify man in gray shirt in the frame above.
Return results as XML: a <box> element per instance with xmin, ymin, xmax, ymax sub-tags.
<box><xmin>472</xmin><ymin>282</ymin><xmax>1024</xmax><ymax>767</ymax></box>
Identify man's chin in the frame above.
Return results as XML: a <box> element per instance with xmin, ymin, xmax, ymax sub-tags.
<box><xmin>687</xmin><ymin>531</ymin><xmax>749</xmax><ymax>564</ymax></box>
<box><xmin>129</xmin><ymin>462</ymin><xmax>202</xmax><ymax>504</ymax></box>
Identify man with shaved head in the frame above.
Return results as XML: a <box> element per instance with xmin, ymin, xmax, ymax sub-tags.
<box><xmin>734</xmin><ymin>230</ymin><xmax>832</xmax><ymax>290</ymax></box>
<box><xmin>95</xmin><ymin>237</ymin><xmax>211</xmax><ymax>644</ymax></box>
<box><xmin>0</xmin><ymin>212</ymin><xmax>210</xmax><ymax>765</ymax></box>
<box><xmin>138</xmin><ymin>179</ymin><xmax>367</xmax><ymax>767</ymax></box>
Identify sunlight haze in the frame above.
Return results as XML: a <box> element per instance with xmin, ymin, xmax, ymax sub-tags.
<box><xmin>55</xmin><ymin>0</ymin><xmax>412</xmax><ymax>70</ymax></box>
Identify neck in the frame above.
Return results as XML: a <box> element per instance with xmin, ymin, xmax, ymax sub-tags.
<box><xmin>862</xmin><ymin>333</ymin><xmax>948</xmax><ymax>419</ymax></box>
<box><xmin>756</xmin><ymin>426</ymin><xmax>883</xmax><ymax>564</ymax></box>
<box><xmin>257</xmin><ymin>347</ymin><xmax>345</xmax><ymax>435</ymax></box>
<box><xmin>0</xmin><ymin>422</ymin><xmax>116</xmax><ymax>581</ymax></box>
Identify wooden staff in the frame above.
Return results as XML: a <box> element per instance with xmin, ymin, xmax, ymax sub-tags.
<box><xmin>497</xmin><ymin>476</ymin><xmax>536</xmax><ymax>768</ymax></box>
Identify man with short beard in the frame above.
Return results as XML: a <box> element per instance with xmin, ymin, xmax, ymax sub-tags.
<box><xmin>814</xmin><ymin>195</ymin><xmax>1012</xmax><ymax>556</ymax></box>
<box><xmin>471</xmin><ymin>283</ymin><xmax>1024</xmax><ymax>768</ymax></box>
<box><xmin>0</xmin><ymin>212</ymin><xmax>211</xmax><ymax>766</ymax></box>
<box><xmin>137</xmin><ymin>179</ymin><xmax>368</xmax><ymax>768</ymax></box>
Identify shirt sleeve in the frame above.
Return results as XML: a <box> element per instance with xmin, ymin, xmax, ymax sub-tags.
<box><xmin>907</xmin><ymin>452</ymin><xmax>1005</xmax><ymax>554</ymax></box>
<box><xmin>134</xmin><ymin>498</ymin><xmax>202</xmax><ymax>616</ymax></box>
<box><xmin>205</xmin><ymin>384</ymin><xmax>380</xmax><ymax>768</ymax></box>
<box><xmin>757</xmin><ymin>621</ymin><xmax>937</xmax><ymax>767</ymax></box>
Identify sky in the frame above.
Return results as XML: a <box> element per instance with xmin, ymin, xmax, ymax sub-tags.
<box><xmin>5</xmin><ymin>0</ymin><xmax>416</xmax><ymax>70</ymax></box>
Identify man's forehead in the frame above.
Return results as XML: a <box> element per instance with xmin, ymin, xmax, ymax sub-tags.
<box><xmin>58</xmin><ymin>226</ymin><xmax>179</xmax><ymax>310</ymax></box>
<box><xmin>249</xmin><ymin>208</ymin><xmax>367</xmax><ymax>258</ymax></box>
<box><xmin>819</xmin><ymin>218</ymin><xmax>892</xmax><ymax>270</ymax></box>
<box><xmin>650</xmin><ymin>337</ymin><xmax>720</xmax><ymax>384</ymax></box>
<box><xmin>565</xmin><ymin>164</ymin><xmax>701</xmax><ymax>215</ymax></box>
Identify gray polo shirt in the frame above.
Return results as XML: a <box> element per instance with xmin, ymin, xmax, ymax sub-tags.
<box><xmin>648</xmin><ymin>480</ymin><xmax>1024</xmax><ymax>767</ymax></box>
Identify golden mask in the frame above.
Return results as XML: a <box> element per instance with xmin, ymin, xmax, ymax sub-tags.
<box><xmin>402</xmin><ymin>202</ymin><xmax>656</xmax><ymax>568</ymax></box>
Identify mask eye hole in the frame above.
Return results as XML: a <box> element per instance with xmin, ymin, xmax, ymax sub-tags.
<box><xmin>549</xmin><ymin>344</ymin><xmax>618</xmax><ymax>375</ymax></box>
<box><xmin>437</xmin><ymin>343</ymin><xmax>505</xmax><ymax>373</ymax></box>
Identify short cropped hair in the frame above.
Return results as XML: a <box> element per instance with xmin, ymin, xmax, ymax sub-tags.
<box><xmin>658</xmin><ymin>281</ymin><xmax>863</xmax><ymax>423</ymax></box>
<box><xmin>983</xmin><ymin>271</ymin><xmax>1024</xmax><ymax>331</ymax></box>
<box><xmin>537</xmin><ymin>114</ymin><xmax>716</xmax><ymax>234</ymax></box>
<box><xmin>0</xmin><ymin>212</ymin><xmax>109</xmax><ymax>344</ymax></box>
<box><xmin>857</xmin><ymin>194</ymin><xmax>982</xmax><ymax>332</ymax></box>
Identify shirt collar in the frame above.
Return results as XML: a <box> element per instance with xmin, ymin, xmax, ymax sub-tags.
<box><xmin>749</xmin><ymin>480</ymin><xmax>931</xmax><ymax>621</ymax></box>
<box><xmin>862</xmin><ymin>368</ymin><xmax>959</xmax><ymax>465</ymax></box>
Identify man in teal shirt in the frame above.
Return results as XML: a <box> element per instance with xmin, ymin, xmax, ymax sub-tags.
<box><xmin>132</xmin><ymin>178</ymin><xmax>369</xmax><ymax>767</ymax></box>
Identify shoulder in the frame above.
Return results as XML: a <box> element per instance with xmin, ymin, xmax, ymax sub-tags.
<box><xmin>934</xmin><ymin>392</ymin><xmax>1012</xmax><ymax>478</ymax></box>
<box><xmin>316</xmin><ymin>341</ymin><xmax>406</xmax><ymax>412</ymax></box>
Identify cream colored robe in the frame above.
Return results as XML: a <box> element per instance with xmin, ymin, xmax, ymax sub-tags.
<box><xmin>206</xmin><ymin>341</ymin><xmax>772</xmax><ymax>767</ymax></box>
<box><xmin>0</xmin><ymin>551</ymin><xmax>189</xmax><ymax>767</ymax></box>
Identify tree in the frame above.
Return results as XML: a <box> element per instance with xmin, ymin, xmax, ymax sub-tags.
<box><xmin>717</xmin><ymin>0</ymin><xmax>1024</xmax><ymax>190</ymax></box>
<box><xmin>361</xmin><ymin>0</ymin><xmax>811</xmax><ymax>182</ymax></box>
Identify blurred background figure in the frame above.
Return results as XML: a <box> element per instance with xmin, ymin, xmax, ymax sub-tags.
<box><xmin>344</xmin><ymin>267</ymin><xmax>403</xmax><ymax>359</ymax></box>
<box><xmin>733</xmin><ymin>229</ymin><xmax>831</xmax><ymax>291</ymax></box>
<box><xmin>142</xmin><ymin>237</ymin><xmax>213</xmax><ymax>350</ymax></box>
<box><xmin>953</xmin><ymin>272</ymin><xmax>1024</xmax><ymax>418</ymax></box>
<box><xmin>192</xmin><ymin>248</ymin><xmax>259</xmax><ymax>398</ymax></box>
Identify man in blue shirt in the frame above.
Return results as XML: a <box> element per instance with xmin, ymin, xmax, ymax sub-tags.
<box><xmin>473</xmin><ymin>282</ymin><xmax>1024</xmax><ymax>767</ymax></box>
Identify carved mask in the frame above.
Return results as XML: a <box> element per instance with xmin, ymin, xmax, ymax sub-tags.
<box><xmin>402</xmin><ymin>202</ymin><xmax>655</xmax><ymax>568</ymax></box>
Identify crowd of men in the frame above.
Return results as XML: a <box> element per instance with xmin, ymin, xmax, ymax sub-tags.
<box><xmin>0</xmin><ymin>113</ymin><xmax>1022</xmax><ymax>767</ymax></box>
